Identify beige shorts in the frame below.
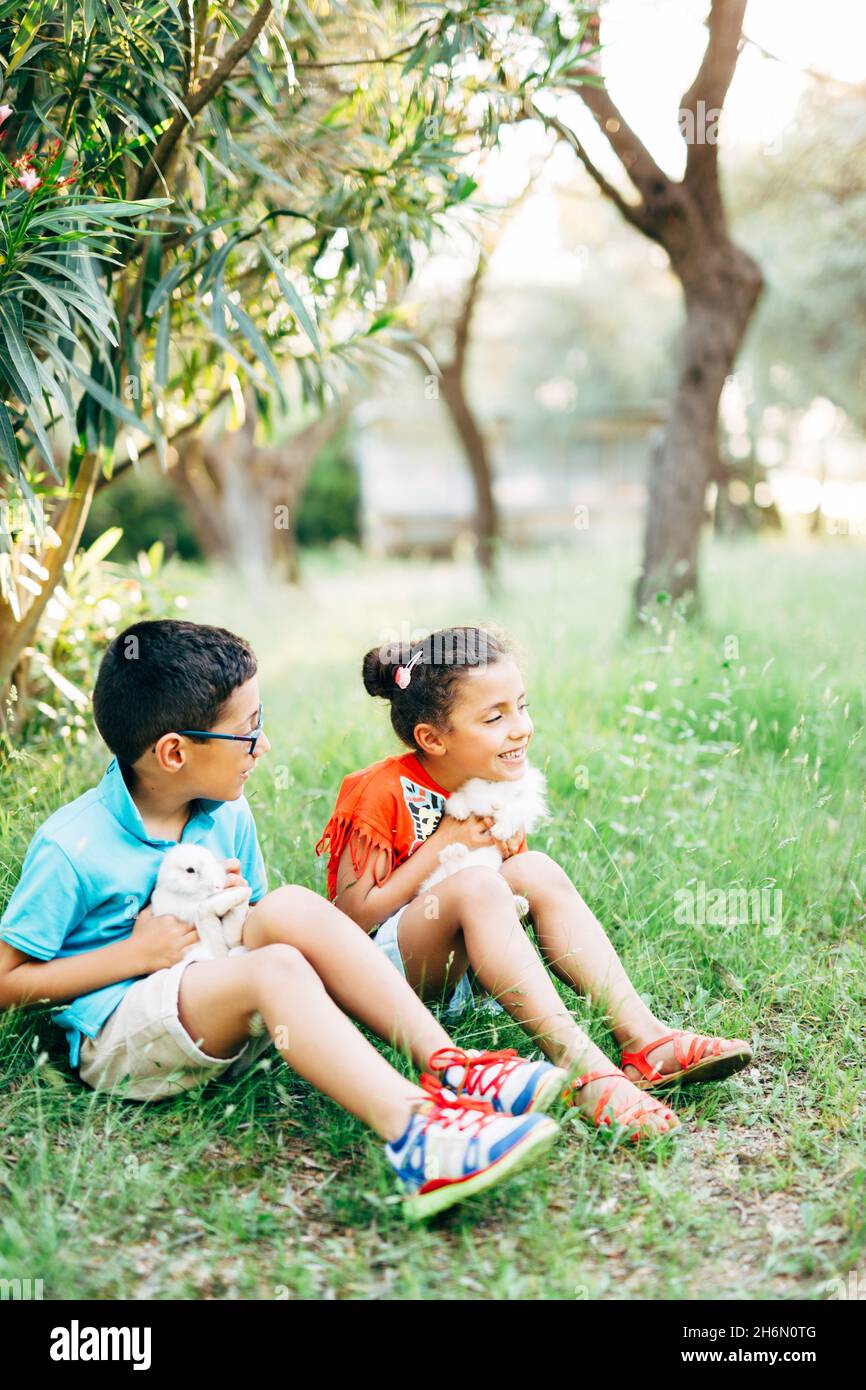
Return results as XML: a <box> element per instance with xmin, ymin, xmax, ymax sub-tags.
<box><xmin>78</xmin><ymin>956</ymin><xmax>272</xmax><ymax>1101</ymax></box>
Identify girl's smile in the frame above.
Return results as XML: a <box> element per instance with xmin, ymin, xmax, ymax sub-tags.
<box><xmin>499</xmin><ymin>745</ymin><xmax>528</xmax><ymax>767</ymax></box>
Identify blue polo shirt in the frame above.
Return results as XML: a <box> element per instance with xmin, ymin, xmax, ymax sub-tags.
<box><xmin>0</xmin><ymin>758</ymin><xmax>268</xmax><ymax>1068</ymax></box>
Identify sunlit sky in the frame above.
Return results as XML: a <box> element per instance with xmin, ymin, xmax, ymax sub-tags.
<box><xmin>573</xmin><ymin>0</ymin><xmax>866</xmax><ymax>177</ymax></box>
<box><xmin>475</xmin><ymin>0</ymin><xmax>866</xmax><ymax>277</ymax></box>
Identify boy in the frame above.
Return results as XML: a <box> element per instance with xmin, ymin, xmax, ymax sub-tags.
<box><xmin>0</xmin><ymin>620</ymin><xmax>563</xmax><ymax>1222</ymax></box>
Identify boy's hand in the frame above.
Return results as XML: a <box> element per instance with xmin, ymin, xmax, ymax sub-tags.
<box><xmin>129</xmin><ymin>905</ymin><xmax>199</xmax><ymax>974</ymax></box>
<box><xmin>222</xmin><ymin>858</ymin><xmax>248</xmax><ymax>891</ymax></box>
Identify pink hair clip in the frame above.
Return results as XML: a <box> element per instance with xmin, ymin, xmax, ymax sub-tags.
<box><xmin>394</xmin><ymin>649</ymin><xmax>424</xmax><ymax>690</ymax></box>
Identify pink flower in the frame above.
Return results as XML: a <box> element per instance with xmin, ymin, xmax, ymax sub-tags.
<box><xmin>0</xmin><ymin>105</ymin><xmax>12</xmax><ymax>127</ymax></box>
<box><xmin>17</xmin><ymin>167</ymin><xmax>42</xmax><ymax>192</ymax></box>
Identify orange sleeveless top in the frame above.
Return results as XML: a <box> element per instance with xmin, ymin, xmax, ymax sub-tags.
<box><xmin>315</xmin><ymin>751</ymin><xmax>525</xmax><ymax>901</ymax></box>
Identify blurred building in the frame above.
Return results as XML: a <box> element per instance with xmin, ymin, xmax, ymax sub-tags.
<box><xmin>353</xmin><ymin>390</ymin><xmax>666</xmax><ymax>557</ymax></box>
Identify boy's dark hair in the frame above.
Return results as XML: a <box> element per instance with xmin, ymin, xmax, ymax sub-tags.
<box><xmin>93</xmin><ymin>619</ymin><xmax>257</xmax><ymax>766</ymax></box>
<box><xmin>362</xmin><ymin>626</ymin><xmax>510</xmax><ymax>750</ymax></box>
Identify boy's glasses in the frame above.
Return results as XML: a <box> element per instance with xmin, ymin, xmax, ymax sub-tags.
<box><xmin>178</xmin><ymin>704</ymin><xmax>264</xmax><ymax>756</ymax></box>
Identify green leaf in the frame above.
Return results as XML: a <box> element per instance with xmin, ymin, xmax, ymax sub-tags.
<box><xmin>28</xmin><ymin>198</ymin><xmax>171</xmax><ymax>231</ymax></box>
<box><xmin>0</xmin><ymin>305</ymin><xmax>41</xmax><ymax>402</ymax></box>
<box><xmin>23</xmin><ymin>399</ymin><xmax>59</xmax><ymax>478</ymax></box>
<box><xmin>83</xmin><ymin>526</ymin><xmax>123</xmax><ymax>565</ymax></box>
<box><xmin>191</xmin><ymin>305</ymin><xmax>269</xmax><ymax>392</ymax></box>
<box><xmin>67</xmin><ymin>363</ymin><xmax>156</xmax><ymax>438</ymax></box>
<box><xmin>155</xmin><ymin>301</ymin><xmax>170</xmax><ymax>394</ymax></box>
<box><xmin>261</xmin><ymin>245</ymin><xmax>321</xmax><ymax>355</ymax></box>
<box><xmin>225</xmin><ymin>298</ymin><xmax>285</xmax><ymax>399</ymax></box>
<box><xmin>146</xmin><ymin>260</ymin><xmax>188</xmax><ymax>317</ymax></box>
<box><xmin>0</xmin><ymin>399</ymin><xmax>20</xmax><ymax>477</ymax></box>
<box><xmin>18</xmin><ymin>272</ymin><xmax>72</xmax><ymax>329</ymax></box>
<box><xmin>32</xmin><ymin>352</ymin><xmax>74</xmax><ymax>434</ymax></box>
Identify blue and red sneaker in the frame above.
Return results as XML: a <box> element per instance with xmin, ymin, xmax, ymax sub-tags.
<box><xmin>385</xmin><ymin>1083</ymin><xmax>559</xmax><ymax>1222</ymax></box>
<box><xmin>425</xmin><ymin>1046</ymin><xmax>569</xmax><ymax>1117</ymax></box>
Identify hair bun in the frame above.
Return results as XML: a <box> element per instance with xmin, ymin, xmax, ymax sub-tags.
<box><xmin>362</xmin><ymin>647</ymin><xmax>398</xmax><ymax>700</ymax></box>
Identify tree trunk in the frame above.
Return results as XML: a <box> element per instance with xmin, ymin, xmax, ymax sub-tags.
<box><xmin>414</xmin><ymin>244</ymin><xmax>502</xmax><ymax>586</ymax></box>
<box><xmin>533</xmin><ymin>0</ymin><xmax>762</xmax><ymax>618</ymax></box>
<box><xmin>170</xmin><ymin>408</ymin><xmax>338</xmax><ymax>587</ymax></box>
<box><xmin>0</xmin><ymin>449</ymin><xmax>102</xmax><ymax>701</ymax></box>
<box><xmin>438</xmin><ymin>362</ymin><xmax>498</xmax><ymax>578</ymax></box>
<box><xmin>637</xmin><ymin>243</ymin><xmax>763</xmax><ymax>609</ymax></box>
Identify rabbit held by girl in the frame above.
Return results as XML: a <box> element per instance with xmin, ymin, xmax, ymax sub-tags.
<box><xmin>317</xmin><ymin>626</ymin><xmax>753</xmax><ymax>1142</ymax></box>
<box><xmin>419</xmin><ymin>763</ymin><xmax>548</xmax><ymax>919</ymax></box>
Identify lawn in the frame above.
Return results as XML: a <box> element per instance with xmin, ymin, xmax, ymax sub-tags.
<box><xmin>1</xmin><ymin>533</ymin><xmax>864</xmax><ymax>1300</ymax></box>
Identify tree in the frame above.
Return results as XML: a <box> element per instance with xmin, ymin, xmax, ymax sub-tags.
<box><xmin>528</xmin><ymin>0</ymin><xmax>764</xmax><ymax>612</ymax></box>
<box><xmin>1</xmin><ymin>1</ymin><xmax>599</xmax><ymax>703</ymax></box>
<box><xmin>730</xmin><ymin>86</ymin><xmax>866</xmax><ymax>437</ymax></box>
<box><xmin>170</xmin><ymin>395</ymin><xmax>340</xmax><ymax>584</ymax></box>
<box><xmin>406</xmin><ymin>167</ymin><xmax>547</xmax><ymax>585</ymax></box>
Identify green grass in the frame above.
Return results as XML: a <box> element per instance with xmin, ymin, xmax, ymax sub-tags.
<box><xmin>1</xmin><ymin>533</ymin><xmax>865</xmax><ymax>1299</ymax></box>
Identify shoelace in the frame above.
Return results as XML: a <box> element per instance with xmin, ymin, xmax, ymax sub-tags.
<box><xmin>416</xmin><ymin>1077</ymin><xmax>498</xmax><ymax>1137</ymax></box>
<box><xmin>427</xmin><ymin>1046</ymin><xmax>523</xmax><ymax>1105</ymax></box>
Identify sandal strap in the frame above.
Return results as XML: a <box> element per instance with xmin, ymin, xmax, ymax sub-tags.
<box><xmin>572</xmin><ymin>1069</ymin><xmax>625</xmax><ymax>1090</ymax></box>
<box><xmin>621</xmin><ymin>1029</ymin><xmax>726</xmax><ymax>1082</ymax></box>
<box><xmin>570</xmin><ymin>1069</ymin><xmax>674</xmax><ymax>1130</ymax></box>
<box><xmin>620</xmin><ymin>1033</ymin><xmax>678</xmax><ymax>1083</ymax></box>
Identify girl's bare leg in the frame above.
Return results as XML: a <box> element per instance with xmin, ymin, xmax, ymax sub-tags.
<box><xmin>241</xmin><ymin>887</ymin><xmax>452</xmax><ymax>1067</ymax></box>
<box><xmin>502</xmin><ymin>852</ymin><xmax>748</xmax><ymax>1081</ymax></box>
<box><xmin>396</xmin><ymin>866</ymin><xmax>676</xmax><ymax>1133</ymax></box>
<box><xmin>177</xmin><ymin>945</ymin><xmax>426</xmax><ymax>1140</ymax></box>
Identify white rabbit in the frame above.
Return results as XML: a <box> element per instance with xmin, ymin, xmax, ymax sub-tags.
<box><xmin>419</xmin><ymin>765</ymin><xmax>548</xmax><ymax>919</ymax></box>
<box><xmin>150</xmin><ymin>844</ymin><xmax>251</xmax><ymax>962</ymax></box>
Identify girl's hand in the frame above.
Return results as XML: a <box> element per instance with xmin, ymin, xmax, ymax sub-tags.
<box><xmin>493</xmin><ymin>832</ymin><xmax>522</xmax><ymax>860</ymax></box>
<box><xmin>435</xmin><ymin>814</ymin><xmax>497</xmax><ymax>850</ymax></box>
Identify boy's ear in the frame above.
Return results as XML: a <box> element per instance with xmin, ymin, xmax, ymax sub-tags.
<box><xmin>414</xmin><ymin>722</ymin><xmax>446</xmax><ymax>757</ymax></box>
<box><xmin>152</xmin><ymin>732</ymin><xmax>188</xmax><ymax>773</ymax></box>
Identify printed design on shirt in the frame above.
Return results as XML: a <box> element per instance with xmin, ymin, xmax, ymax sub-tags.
<box><xmin>399</xmin><ymin>777</ymin><xmax>446</xmax><ymax>854</ymax></box>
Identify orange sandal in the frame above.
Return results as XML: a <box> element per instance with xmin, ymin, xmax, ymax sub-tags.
<box><xmin>564</xmin><ymin>1068</ymin><xmax>680</xmax><ymax>1141</ymax></box>
<box><xmin>621</xmin><ymin>1030</ymin><xmax>752</xmax><ymax>1091</ymax></box>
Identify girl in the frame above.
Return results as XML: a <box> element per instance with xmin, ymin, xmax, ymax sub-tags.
<box><xmin>317</xmin><ymin>627</ymin><xmax>752</xmax><ymax>1140</ymax></box>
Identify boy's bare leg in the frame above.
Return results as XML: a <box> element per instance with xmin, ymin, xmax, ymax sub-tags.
<box><xmin>501</xmin><ymin>851</ymin><xmax>748</xmax><ymax>1081</ymax></box>
<box><xmin>394</xmin><ymin>867</ymin><xmax>677</xmax><ymax>1134</ymax></box>
<box><xmin>177</xmin><ymin>945</ymin><xmax>426</xmax><ymax>1140</ymax></box>
<box><xmin>241</xmin><ymin>888</ymin><xmax>452</xmax><ymax>1068</ymax></box>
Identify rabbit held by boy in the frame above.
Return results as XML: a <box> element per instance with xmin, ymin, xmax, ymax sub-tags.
<box><xmin>151</xmin><ymin>844</ymin><xmax>250</xmax><ymax>961</ymax></box>
<box><xmin>420</xmin><ymin>765</ymin><xmax>548</xmax><ymax>917</ymax></box>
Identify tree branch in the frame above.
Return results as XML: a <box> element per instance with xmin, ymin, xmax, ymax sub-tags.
<box><xmin>742</xmin><ymin>30</ymin><xmax>866</xmax><ymax>95</ymax></box>
<box><xmin>94</xmin><ymin>387</ymin><xmax>234</xmax><ymax>493</ymax></box>
<box><xmin>134</xmin><ymin>0</ymin><xmax>274</xmax><ymax>202</ymax></box>
<box><xmin>293</xmin><ymin>41</ymin><xmax>420</xmax><ymax>69</ymax></box>
<box><xmin>561</xmin><ymin>12</ymin><xmax>673</xmax><ymax>208</ymax></box>
<box><xmin>565</xmin><ymin>76</ymin><xmax>673</xmax><ymax>207</ymax></box>
<box><xmin>530</xmin><ymin>102</ymin><xmax>653</xmax><ymax>236</ymax></box>
<box><xmin>681</xmin><ymin>0</ymin><xmax>748</xmax><ymax>187</ymax></box>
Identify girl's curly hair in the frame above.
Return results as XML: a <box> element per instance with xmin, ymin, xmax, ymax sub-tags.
<box><xmin>362</xmin><ymin>626</ymin><xmax>511</xmax><ymax>749</ymax></box>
